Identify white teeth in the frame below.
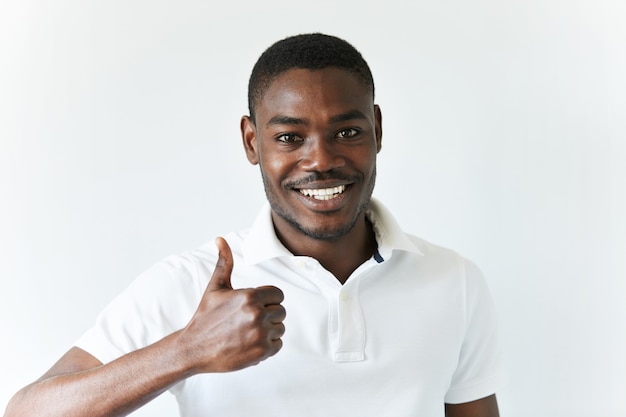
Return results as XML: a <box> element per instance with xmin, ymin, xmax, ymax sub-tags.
<box><xmin>299</xmin><ymin>185</ymin><xmax>346</xmax><ymax>200</ymax></box>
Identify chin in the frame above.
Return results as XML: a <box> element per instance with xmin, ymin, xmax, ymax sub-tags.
<box><xmin>299</xmin><ymin>223</ymin><xmax>356</xmax><ymax>241</ymax></box>
<box><xmin>280</xmin><ymin>210</ymin><xmax>362</xmax><ymax>241</ymax></box>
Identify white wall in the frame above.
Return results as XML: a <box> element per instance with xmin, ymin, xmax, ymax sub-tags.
<box><xmin>1</xmin><ymin>1</ymin><xmax>624</xmax><ymax>416</ymax></box>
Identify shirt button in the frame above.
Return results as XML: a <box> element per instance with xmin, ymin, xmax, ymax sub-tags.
<box><xmin>296</xmin><ymin>259</ymin><xmax>306</xmax><ymax>269</ymax></box>
<box><xmin>340</xmin><ymin>292</ymin><xmax>349</xmax><ymax>301</ymax></box>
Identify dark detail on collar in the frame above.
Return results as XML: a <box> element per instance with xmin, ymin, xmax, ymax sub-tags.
<box><xmin>373</xmin><ymin>248</ymin><xmax>384</xmax><ymax>264</ymax></box>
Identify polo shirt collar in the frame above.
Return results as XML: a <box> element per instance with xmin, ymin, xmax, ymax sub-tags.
<box><xmin>366</xmin><ymin>198</ymin><xmax>424</xmax><ymax>260</ymax></box>
<box><xmin>242</xmin><ymin>197</ymin><xmax>423</xmax><ymax>265</ymax></box>
<box><xmin>242</xmin><ymin>205</ymin><xmax>292</xmax><ymax>265</ymax></box>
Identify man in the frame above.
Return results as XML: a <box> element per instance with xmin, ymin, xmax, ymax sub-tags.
<box><xmin>5</xmin><ymin>33</ymin><xmax>505</xmax><ymax>417</ymax></box>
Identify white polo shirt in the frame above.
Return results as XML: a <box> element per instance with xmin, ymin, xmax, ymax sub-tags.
<box><xmin>76</xmin><ymin>199</ymin><xmax>505</xmax><ymax>416</ymax></box>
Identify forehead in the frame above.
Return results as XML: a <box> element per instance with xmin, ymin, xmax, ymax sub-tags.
<box><xmin>255</xmin><ymin>68</ymin><xmax>373</xmax><ymax>122</ymax></box>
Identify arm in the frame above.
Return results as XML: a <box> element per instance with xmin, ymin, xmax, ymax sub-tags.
<box><xmin>445</xmin><ymin>394</ymin><xmax>500</xmax><ymax>417</ymax></box>
<box><xmin>4</xmin><ymin>238</ymin><xmax>286</xmax><ymax>417</ymax></box>
<box><xmin>5</xmin><ymin>338</ymin><xmax>195</xmax><ymax>417</ymax></box>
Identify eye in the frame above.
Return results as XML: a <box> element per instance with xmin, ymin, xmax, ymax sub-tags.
<box><xmin>275</xmin><ymin>133</ymin><xmax>302</xmax><ymax>143</ymax></box>
<box><xmin>336</xmin><ymin>128</ymin><xmax>359</xmax><ymax>139</ymax></box>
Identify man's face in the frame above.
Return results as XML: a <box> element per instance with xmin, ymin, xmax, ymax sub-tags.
<box><xmin>241</xmin><ymin>67</ymin><xmax>382</xmax><ymax>241</ymax></box>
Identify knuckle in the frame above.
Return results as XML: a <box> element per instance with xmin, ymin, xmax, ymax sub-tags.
<box><xmin>251</xmin><ymin>345</ymin><xmax>269</xmax><ymax>360</ymax></box>
<box><xmin>245</xmin><ymin>324</ymin><xmax>266</xmax><ymax>345</ymax></box>
<box><xmin>245</xmin><ymin>338</ymin><xmax>268</xmax><ymax>357</ymax></box>
<box><xmin>250</xmin><ymin>308</ymin><xmax>265</xmax><ymax>325</ymax></box>
<box><xmin>242</xmin><ymin>288</ymin><xmax>264</xmax><ymax>305</ymax></box>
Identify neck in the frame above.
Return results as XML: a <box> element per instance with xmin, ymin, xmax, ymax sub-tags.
<box><xmin>272</xmin><ymin>212</ymin><xmax>377</xmax><ymax>284</ymax></box>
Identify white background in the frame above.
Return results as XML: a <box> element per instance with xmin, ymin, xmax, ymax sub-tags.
<box><xmin>1</xmin><ymin>0</ymin><xmax>624</xmax><ymax>416</ymax></box>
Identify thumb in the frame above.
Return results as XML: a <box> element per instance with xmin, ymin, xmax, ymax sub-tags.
<box><xmin>207</xmin><ymin>236</ymin><xmax>234</xmax><ymax>290</ymax></box>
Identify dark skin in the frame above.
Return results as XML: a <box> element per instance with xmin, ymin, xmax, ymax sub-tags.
<box><xmin>4</xmin><ymin>237</ymin><xmax>286</xmax><ymax>417</ymax></box>
<box><xmin>4</xmin><ymin>67</ymin><xmax>499</xmax><ymax>417</ymax></box>
<box><xmin>241</xmin><ymin>67</ymin><xmax>500</xmax><ymax>416</ymax></box>
<box><xmin>241</xmin><ymin>68</ymin><xmax>381</xmax><ymax>284</ymax></box>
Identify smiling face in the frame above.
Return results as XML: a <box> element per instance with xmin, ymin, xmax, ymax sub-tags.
<box><xmin>241</xmin><ymin>67</ymin><xmax>382</xmax><ymax>244</ymax></box>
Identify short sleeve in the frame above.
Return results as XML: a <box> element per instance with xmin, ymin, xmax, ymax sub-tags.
<box><xmin>74</xmin><ymin>255</ymin><xmax>203</xmax><ymax>365</ymax></box>
<box><xmin>444</xmin><ymin>259</ymin><xmax>507</xmax><ymax>404</ymax></box>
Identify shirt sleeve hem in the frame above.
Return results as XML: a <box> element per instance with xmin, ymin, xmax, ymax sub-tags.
<box><xmin>444</xmin><ymin>370</ymin><xmax>508</xmax><ymax>404</ymax></box>
<box><xmin>74</xmin><ymin>331</ymin><xmax>125</xmax><ymax>365</ymax></box>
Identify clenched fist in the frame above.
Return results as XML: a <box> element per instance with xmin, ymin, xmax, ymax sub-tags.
<box><xmin>179</xmin><ymin>237</ymin><xmax>286</xmax><ymax>374</ymax></box>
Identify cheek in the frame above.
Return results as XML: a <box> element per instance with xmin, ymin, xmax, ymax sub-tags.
<box><xmin>353</xmin><ymin>149</ymin><xmax>378</xmax><ymax>175</ymax></box>
<box><xmin>262</xmin><ymin>160</ymin><xmax>282</xmax><ymax>182</ymax></box>
<box><xmin>262</xmin><ymin>152</ymin><xmax>298</xmax><ymax>179</ymax></box>
<box><xmin>260</xmin><ymin>155</ymin><xmax>291</xmax><ymax>190</ymax></box>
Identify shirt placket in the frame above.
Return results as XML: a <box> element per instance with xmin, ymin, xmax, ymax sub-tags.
<box><xmin>306</xmin><ymin>258</ymin><xmax>379</xmax><ymax>363</ymax></box>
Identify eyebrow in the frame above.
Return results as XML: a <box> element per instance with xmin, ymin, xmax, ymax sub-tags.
<box><xmin>328</xmin><ymin>110</ymin><xmax>368</xmax><ymax>124</ymax></box>
<box><xmin>266</xmin><ymin>115</ymin><xmax>307</xmax><ymax>127</ymax></box>
<box><xmin>266</xmin><ymin>110</ymin><xmax>369</xmax><ymax>128</ymax></box>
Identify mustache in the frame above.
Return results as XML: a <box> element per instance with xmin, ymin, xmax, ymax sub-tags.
<box><xmin>285</xmin><ymin>170</ymin><xmax>360</xmax><ymax>189</ymax></box>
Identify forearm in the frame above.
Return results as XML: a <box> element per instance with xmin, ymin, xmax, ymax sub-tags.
<box><xmin>6</xmin><ymin>238</ymin><xmax>285</xmax><ymax>417</ymax></box>
<box><xmin>445</xmin><ymin>395</ymin><xmax>500</xmax><ymax>417</ymax></box>
<box><xmin>5</xmin><ymin>331</ymin><xmax>192</xmax><ymax>417</ymax></box>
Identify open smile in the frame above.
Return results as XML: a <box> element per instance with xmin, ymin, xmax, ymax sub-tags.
<box><xmin>298</xmin><ymin>185</ymin><xmax>346</xmax><ymax>201</ymax></box>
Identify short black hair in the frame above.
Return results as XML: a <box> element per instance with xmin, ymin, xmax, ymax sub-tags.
<box><xmin>247</xmin><ymin>33</ymin><xmax>375</xmax><ymax>122</ymax></box>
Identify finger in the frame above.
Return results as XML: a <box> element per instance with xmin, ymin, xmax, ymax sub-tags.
<box><xmin>256</xmin><ymin>285</ymin><xmax>284</xmax><ymax>305</ymax></box>
<box><xmin>269</xmin><ymin>322</ymin><xmax>286</xmax><ymax>341</ymax></box>
<box><xmin>207</xmin><ymin>237</ymin><xmax>234</xmax><ymax>290</ymax></box>
<box><xmin>265</xmin><ymin>304</ymin><xmax>286</xmax><ymax>324</ymax></box>
<box><xmin>268</xmin><ymin>338</ymin><xmax>283</xmax><ymax>356</ymax></box>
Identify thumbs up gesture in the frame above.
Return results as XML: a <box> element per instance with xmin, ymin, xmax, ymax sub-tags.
<box><xmin>179</xmin><ymin>237</ymin><xmax>286</xmax><ymax>374</ymax></box>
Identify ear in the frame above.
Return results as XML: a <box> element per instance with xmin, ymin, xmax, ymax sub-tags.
<box><xmin>240</xmin><ymin>116</ymin><xmax>259</xmax><ymax>165</ymax></box>
<box><xmin>374</xmin><ymin>104</ymin><xmax>382</xmax><ymax>153</ymax></box>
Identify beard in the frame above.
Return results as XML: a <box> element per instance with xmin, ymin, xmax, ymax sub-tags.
<box><xmin>260</xmin><ymin>167</ymin><xmax>376</xmax><ymax>241</ymax></box>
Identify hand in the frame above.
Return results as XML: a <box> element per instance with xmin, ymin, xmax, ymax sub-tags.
<box><xmin>179</xmin><ymin>237</ymin><xmax>286</xmax><ymax>374</ymax></box>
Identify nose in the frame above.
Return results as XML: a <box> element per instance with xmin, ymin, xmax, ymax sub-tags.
<box><xmin>300</xmin><ymin>137</ymin><xmax>346</xmax><ymax>172</ymax></box>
